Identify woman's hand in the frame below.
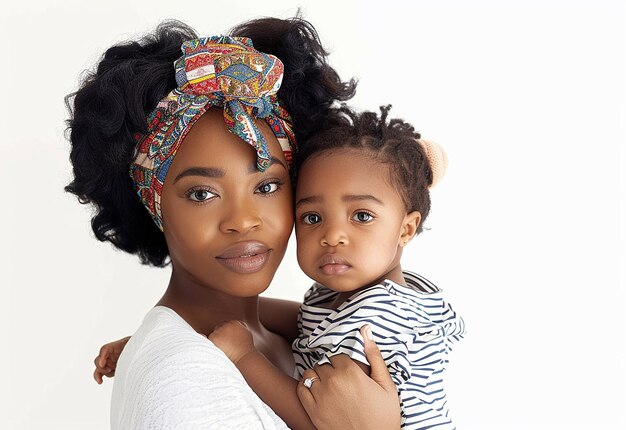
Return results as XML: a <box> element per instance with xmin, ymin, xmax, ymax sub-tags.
<box><xmin>93</xmin><ymin>336</ymin><xmax>131</xmax><ymax>384</ymax></box>
<box><xmin>296</xmin><ymin>325</ymin><xmax>401</xmax><ymax>430</ymax></box>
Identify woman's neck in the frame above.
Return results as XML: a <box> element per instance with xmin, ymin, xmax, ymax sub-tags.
<box><xmin>158</xmin><ymin>269</ymin><xmax>295</xmax><ymax>374</ymax></box>
<box><xmin>156</xmin><ymin>269</ymin><xmax>263</xmax><ymax>336</ymax></box>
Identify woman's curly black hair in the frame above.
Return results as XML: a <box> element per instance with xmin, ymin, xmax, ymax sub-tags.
<box><xmin>65</xmin><ymin>17</ymin><xmax>357</xmax><ymax>267</ymax></box>
<box><xmin>295</xmin><ymin>105</ymin><xmax>433</xmax><ymax>234</ymax></box>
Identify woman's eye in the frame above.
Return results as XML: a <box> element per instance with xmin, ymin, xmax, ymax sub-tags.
<box><xmin>188</xmin><ymin>189</ymin><xmax>216</xmax><ymax>202</ymax></box>
<box><xmin>352</xmin><ymin>211</ymin><xmax>374</xmax><ymax>223</ymax></box>
<box><xmin>302</xmin><ymin>213</ymin><xmax>321</xmax><ymax>225</ymax></box>
<box><xmin>256</xmin><ymin>181</ymin><xmax>280</xmax><ymax>194</ymax></box>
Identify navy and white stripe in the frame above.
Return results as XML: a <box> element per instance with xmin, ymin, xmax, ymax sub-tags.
<box><xmin>292</xmin><ymin>271</ymin><xmax>465</xmax><ymax>430</ymax></box>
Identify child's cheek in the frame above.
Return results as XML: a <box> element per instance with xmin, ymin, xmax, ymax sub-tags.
<box><xmin>294</xmin><ymin>226</ymin><xmax>317</xmax><ymax>277</ymax></box>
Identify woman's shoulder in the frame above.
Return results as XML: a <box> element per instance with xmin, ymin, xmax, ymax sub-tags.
<box><xmin>111</xmin><ymin>306</ymin><xmax>288</xmax><ymax>429</ymax></box>
<box><xmin>124</xmin><ymin>306</ymin><xmax>233</xmax><ymax>370</ymax></box>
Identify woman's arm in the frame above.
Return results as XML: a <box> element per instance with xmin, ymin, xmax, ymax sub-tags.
<box><xmin>258</xmin><ymin>296</ymin><xmax>301</xmax><ymax>342</ymax></box>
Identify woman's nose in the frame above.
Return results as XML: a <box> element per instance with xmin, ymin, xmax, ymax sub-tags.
<box><xmin>219</xmin><ymin>199</ymin><xmax>263</xmax><ymax>234</ymax></box>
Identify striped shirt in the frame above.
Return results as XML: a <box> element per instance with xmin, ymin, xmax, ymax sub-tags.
<box><xmin>292</xmin><ymin>271</ymin><xmax>465</xmax><ymax>430</ymax></box>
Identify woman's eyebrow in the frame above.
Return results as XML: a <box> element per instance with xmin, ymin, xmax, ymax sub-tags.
<box><xmin>173</xmin><ymin>156</ymin><xmax>287</xmax><ymax>183</ymax></box>
<box><xmin>173</xmin><ymin>167</ymin><xmax>224</xmax><ymax>183</ymax></box>
<box><xmin>247</xmin><ymin>156</ymin><xmax>288</xmax><ymax>174</ymax></box>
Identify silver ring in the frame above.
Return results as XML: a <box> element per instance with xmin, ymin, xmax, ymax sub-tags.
<box><xmin>303</xmin><ymin>377</ymin><xmax>320</xmax><ymax>389</ymax></box>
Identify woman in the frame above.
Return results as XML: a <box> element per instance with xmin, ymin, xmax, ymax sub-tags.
<box><xmin>67</xmin><ymin>17</ymin><xmax>400</xmax><ymax>429</ymax></box>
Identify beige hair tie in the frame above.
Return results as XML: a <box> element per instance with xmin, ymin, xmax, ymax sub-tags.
<box><xmin>417</xmin><ymin>139</ymin><xmax>448</xmax><ymax>188</ymax></box>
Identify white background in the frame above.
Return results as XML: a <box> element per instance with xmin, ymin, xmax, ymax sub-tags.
<box><xmin>1</xmin><ymin>0</ymin><xmax>624</xmax><ymax>429</ymax></box>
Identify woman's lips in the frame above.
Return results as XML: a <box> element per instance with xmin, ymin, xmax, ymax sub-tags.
<box><xmin>216</xmin><ymin>241</ymin><xmax>271</xmax><ymax>274</ymax></box>
<box><xmin>318</xmin><ymin>253</ymin><xmax>351</xmax><ymax>276</ymax></box>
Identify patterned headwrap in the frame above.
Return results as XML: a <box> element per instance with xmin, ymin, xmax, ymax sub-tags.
<box><xmin>130</xmin><ymin>36</ymin><xmax>297</xmax><ymax>230</ymax></box>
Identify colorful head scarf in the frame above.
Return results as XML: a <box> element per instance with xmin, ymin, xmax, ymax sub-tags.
<box><xmin>130</xmin><ymin>36</ymin><xmax>297</xmax><ymax>230</ymax></box>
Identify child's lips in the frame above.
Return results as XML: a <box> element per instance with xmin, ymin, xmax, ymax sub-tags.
<box><xmin>320</xmin><ymin>263</ymin><xmax>351</xmax><ymax>275</ymax></box>
<box><xmin>318</xmin><ymin>254</ymin><xmax>351</xmax><ymax>275</ymax></box>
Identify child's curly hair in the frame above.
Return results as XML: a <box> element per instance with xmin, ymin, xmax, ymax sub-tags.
<box><xmin>295</xmin><ymin>105</ymin><xmax>433</xmax><ymax>233</ymax></box>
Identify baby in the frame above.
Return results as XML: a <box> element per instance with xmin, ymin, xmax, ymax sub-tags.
<box><xmin>210</xmin><ymin>105</ymin><xmax>465</xmax><ymax>430</ymax></box>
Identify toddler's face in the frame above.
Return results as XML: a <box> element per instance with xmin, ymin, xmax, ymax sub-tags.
<box><xmin>294</xmin><ymin>148</ymin><xmax>414</xmax><ymax>292</ymax></box>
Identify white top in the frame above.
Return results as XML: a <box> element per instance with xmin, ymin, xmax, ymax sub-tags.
<box><xmin>111</xmin><ymin>306</ymin><xmax>288</xmax><ymax>430</ymax></box>
<box><xmin>292</xmin><ymin>271</ymin><xmax>465</xmax><ymax>430</ymax></box>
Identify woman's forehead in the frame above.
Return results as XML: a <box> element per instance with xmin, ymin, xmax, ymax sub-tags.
<box><xmin>171</xmin><ymin>110</ymin><xmax>288</xmax><ymax>172</ymax></box>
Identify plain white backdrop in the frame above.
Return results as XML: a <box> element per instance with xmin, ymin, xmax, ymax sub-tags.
<box><xmin>1</xmin><ymin>0</ymin><xmax>624</xmax><ymax>429</ymax></box>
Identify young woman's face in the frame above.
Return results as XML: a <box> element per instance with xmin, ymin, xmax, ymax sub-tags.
<box><xmin>160</xmin><ymin>109</ymin><xmax>293</xmax><ymax>297</ymax></box>
<box><xmin>295</xmin><ymin>148</ymin><xmax>415</xmax><ymax>292</ymax></box>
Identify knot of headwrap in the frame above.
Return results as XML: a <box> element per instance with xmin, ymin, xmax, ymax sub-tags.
<box><xmin>130</xmin><ymin>36</ymin><xmax>296</xmax><ymax>231</ymax></box>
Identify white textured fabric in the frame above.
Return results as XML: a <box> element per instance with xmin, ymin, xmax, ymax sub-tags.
<box><xmin>111</xmin><ymin>306</ymin><xmax>288</xmax><ymax>430</ymax></box>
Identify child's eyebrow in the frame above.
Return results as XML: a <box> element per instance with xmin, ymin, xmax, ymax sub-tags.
<box><xmin>295</xmin><ymin>194</ymin><xmax>384</xmax><ymax>209</ymax></box>
<box><xmin>295</xmin><ymin>195</ymin><xmax>321</xmax><ymax>209</ymax></box>
<box><xmin>342</xmin><ymin>194</ymin><xmax>384</xmax><ymax>205</ymax></box>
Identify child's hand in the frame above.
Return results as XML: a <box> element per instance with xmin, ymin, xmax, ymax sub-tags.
<box><xmin>93</xmin><ymin>336</ymin><xmax>131</xmax><ymax>384</ymax></box>
<box><xmin>209</xmin><ymin>320</ymin><xmax>256</xmax><ymax>364</ymax></box>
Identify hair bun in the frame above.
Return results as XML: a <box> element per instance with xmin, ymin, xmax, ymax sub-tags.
<box><xmin>417</xmin><ymin>139</ymin><xmax>448</xmax><ymax>188</ymax></box>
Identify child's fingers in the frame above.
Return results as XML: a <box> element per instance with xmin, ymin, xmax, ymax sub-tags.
<box><xmin>93</xmin><ymin>368</ymin><xmax>103</xmax><ymax>384</ymax></box>
<box><xmin>93</xmin><ymin>337</ymin><xmax>130</xmax><ymax>384</ymax></box>
<box><xmin>93</xmin><ymin>366</ymin><xmax>116</xmax><ymax>384</ymax></box>
<box><xmin>96</xmin><ymin>347</ymin><xmax>109</xmax><ymax>368</ymax></box>
<box><xmin>235</xmin><ymin>320</ymin><xmax>249</xmax><ymax>330</ymax></box>
<box><xmin>94</xmin><ymin>354</ymin><xmax>112</xmax><ymax>371</ymax></box>
<box><xmin>94</xmin><ymin>356</ymin><xmax>106</xmax><ymax>371</ymax></box>
<box><xmin>93</xmin><ymin>352</ymin><xmax>114</xmax><ymax>384</ymax></box>
<box><xmin>102</xmin><ymin>369</ymin><xmax>115</xmax><ymax>378</ymax></box>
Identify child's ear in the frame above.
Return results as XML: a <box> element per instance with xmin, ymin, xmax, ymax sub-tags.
<box><xmin>399</xmin><ymin>211</ymin><xmax>421</xmax><ymax>247</ymax></box>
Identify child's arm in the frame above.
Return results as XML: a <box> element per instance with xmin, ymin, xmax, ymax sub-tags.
<box><xmin>209</xmin><ymin>321</ymin><xmax>316</xmax><ymax>430</ymax></box>
<box><xmin>93</xmin><ymin>336</ymin><xmax>131</xmax><ymax>384</ymax></box>
<box><xmin>258</xmin><ymin>297</ymin><xmax>301</xmax><ymax>342</ymax></box>
<box><xmin>297</xmin><ymin>326</ymin><xmax>401</xmax><ymax>430</ymax></box>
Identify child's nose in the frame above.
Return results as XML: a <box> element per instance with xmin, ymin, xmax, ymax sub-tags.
<box><xmin>320</xmin><ymin>224</ymin><xmax>348</xmax><ymax>247</ymax></box>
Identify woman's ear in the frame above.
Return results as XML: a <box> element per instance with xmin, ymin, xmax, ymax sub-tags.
<box><xmin>399</xmin><ymin>211</ymin><xmax>421</xmax><ymax>247</ymax></box>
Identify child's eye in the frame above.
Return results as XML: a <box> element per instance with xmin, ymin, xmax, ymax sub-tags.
<box><xmin>302</xmin><ymin>213</ymin><xmax>322</xmax><ymax>225</ymax></box>
<box><xmin>186</xmin><ymin>188</ymin><xmax>217</xmax><ymax>202</ymax></box>
<box><xmin>256</xmin><ymin>181</ymin><xmax>281</xmax><ymax>195</ymax></box>
<box><xmin>352</xmin><ymin>211</ymin><xmax>374</xmax><ymax>223</ymax></box>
